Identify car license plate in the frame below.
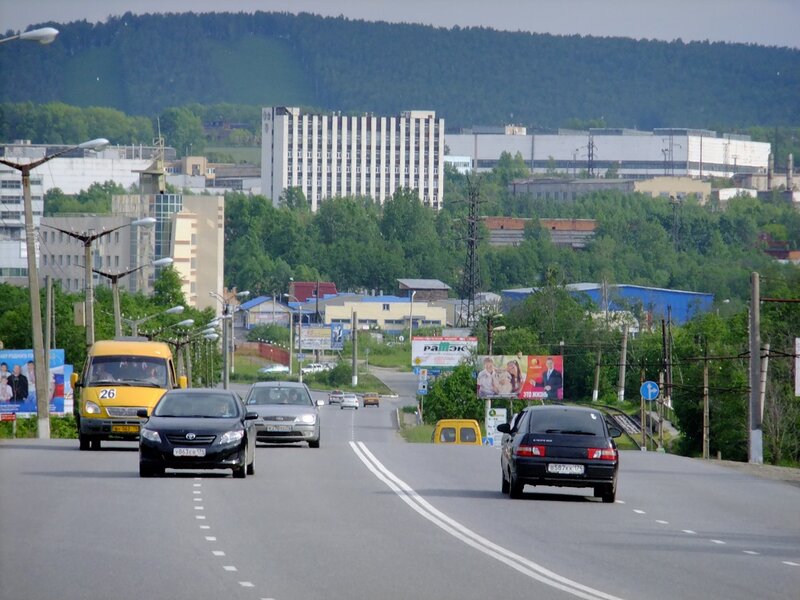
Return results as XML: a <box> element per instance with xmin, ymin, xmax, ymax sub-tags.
<box><xmin>547</xmin><ymin>463</ymin><xmax>584</xmax><ymax>475</ymax></box>
<box><xmin>173</xmin><ymin>447</ymin><xmax>206</xmax><ymax>457</ymax></box>
<box><xmin>112</xmin><ymin>424</ymin><xmax>139</xmax><ymax>434</ymax></box>
<box><xmin>266</xmin><ymin>425</ymin><xmax>291</xmax><ymax>432</ymax></box>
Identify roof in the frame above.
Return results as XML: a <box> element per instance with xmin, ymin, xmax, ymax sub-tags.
<box><xmin>240</xmin><ymin>295</ymin><xmax>273</xmax><ymax>310</ymax></box>
<box><xmin>397</xmin><ymin>278</ymin><xmax>452</xmax><ymax>290</ymax></box>
<box><xmin>290</xmin><ymin>281</ymin><xmax>338</xmax><ymax>302</ymax></box>
<box><xmin>90</xmin><ymin>339</ymin><xmax>173</xmax><ymax>358</ymax></box>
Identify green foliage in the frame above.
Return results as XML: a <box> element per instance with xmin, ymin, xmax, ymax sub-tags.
<box><xmin>423</xmin><ymin>365</ymin><xmax>483</xmax><ymax>424</ymax></box>
<box><xmin>45</xmin><ymin>181</ymin><xmax>126</xmax><ymax>215</ymax></box>
<box><xmin>159</xmin><ymin>106</ymin><xmax>206</xmax><ymax>157</ymax></box>
<box><xmin>152</xmin><ymin>266</ymin><xmax>186</xmax><ymax>307</ymax></box>
<box><xmin>0</xmin><ymin>415</ymin><xmax>77</xmax><ymax>439</ymax></box>
<box><xmin>246</xmin><ymin>323</ymin><xmax>289</xmax><ymax>345</ymax></box>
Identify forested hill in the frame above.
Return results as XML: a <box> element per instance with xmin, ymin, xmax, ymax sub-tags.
<box><xmin>2</xmin><ymin>11</ymin><xmax>799</xmax><ymax>129</ymax></box>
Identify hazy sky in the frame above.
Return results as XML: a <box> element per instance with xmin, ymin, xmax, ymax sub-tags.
<box><xmin>2</xmin><ymin>0</ymin><xmax>798</xmax><ymax>49</ymax></box>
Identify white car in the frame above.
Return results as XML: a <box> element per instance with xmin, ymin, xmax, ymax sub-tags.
<box><xmin>258</xmin><ymin>364</ymin><xmax>290</xmax><ymax>374</ymax></box>
<box><xmin>340</xmin><ymin>393</ymin><xmax>359</xmax><ymax>410</ymax></box>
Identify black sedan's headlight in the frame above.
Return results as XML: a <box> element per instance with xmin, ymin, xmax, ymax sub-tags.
<box><xmin>217</xmin><ymin>430</ymin><xmax>245</xmax><ymax>445</ymax></box>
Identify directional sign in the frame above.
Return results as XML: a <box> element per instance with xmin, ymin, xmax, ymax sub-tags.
<box><xmin>640</xmin><ymin>380</ymin><xmax>660</xmax><ymax>401</ymax></box>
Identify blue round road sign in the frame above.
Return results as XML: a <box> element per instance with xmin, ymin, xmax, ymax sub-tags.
<box><xmin>640</xmin><ymin>381</ymin><xmax>660</xmax><ymax>401</ymax></box>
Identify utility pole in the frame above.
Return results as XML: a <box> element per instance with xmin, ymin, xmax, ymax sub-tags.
<box><xmin>703</xmin><ymin>342</ymin><xmax>710</xmax><ymax>459</ymax></box>
<box><xmin>351</xmin><ymin>311</ymin><xmax>358</xmax><ymax>386</ymax></box>
<box><xmin>617</xmin><ymin>325</ymin><xmax>628</xmax><ymax>404</ymax></box>
<box><xmin>749</xmin><ymin>272</ymin><xmax>762</xmax><ymax>464</ymax></box>
<box><xmin>592</xmin><ymin>345</ymin><xmax>602</xmax><ymax>403</ymax></box>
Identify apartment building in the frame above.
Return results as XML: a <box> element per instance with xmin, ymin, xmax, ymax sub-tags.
<box><xmin>261</xmin><ymin>107</ymin><xmax>445</xmax><ymax>211</ymax></box>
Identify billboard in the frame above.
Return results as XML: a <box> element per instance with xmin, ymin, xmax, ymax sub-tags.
<box><xmin>0</xmin><ymin>349</ymin><xmax>72</xmax><ymax>415</ymax></box>
<box><xmin>476</xmin><ymin>355</ymin><xmax>564</xmax><ymax>400</ymax></box>
<box><xmin>411</xmin><ymin>337</ymin><xmax>478</xmax><ymax>369</ymax></box>
<box><xmin>296</xmin><ymin>325</ymin><xmax>344</xmax><ymax>351</ymax></box>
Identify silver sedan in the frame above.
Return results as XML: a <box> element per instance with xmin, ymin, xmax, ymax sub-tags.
<box><xmin>244</xmin><ymin>381</ymin><xmax>322</xmax><ymax>448</ymax></box>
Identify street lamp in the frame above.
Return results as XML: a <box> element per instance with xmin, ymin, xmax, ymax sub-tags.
<box><xmin>408</xmin><ymin>290</ymin><xmax>417</xmax><ymax>344</ymax></box>
<box><xmin>0</xmin><ymin>136</ymin><xmax>108</xmax><ymax>439</ymax></box>
<box><xmin>487</xmin><ymin>313</ymin><xmax>506</xmax><ymax>355</ymax></box>
<box><xmin>0</xmin><ymin>27</ymin><xmax>59</xmax><ymax>45</ymax></box>
<box><xmin>93</xmin><ymin>257</ymin><xmax>173</xmax><ymax>336</ymax></box>
<box><xmin>283</xmin><ymin>293</ymin><xmax>304</xmax><ymax>382</ymax></box>
<box><xmin>210</xmin><ymin>290</ymin><xmax>250</xmax><ymax>389</ymax></box>
<box><xmin>45</xmin><ymin>216</ymin><xmax>156</xmax><ymax>348</ymax></box>
<box><xmin>121</xmin><ymin>305</ymin><xmax>184</xmax><ymax>337</ymax></box>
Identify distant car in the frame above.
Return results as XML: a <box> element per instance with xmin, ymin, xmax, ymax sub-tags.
<box><xmin>328</xmin><ymin>390</ymin><xmax>345</xmax><ymax>404</ymax></box>
<box><xmin>340</xmin><ymin>393</ymin><xmax>359</xmax><ymax>410</ymax></box>
<box><xmin>497</xmin><ymin>405</ymin><xmax>621</xmax><ymax>502</ymax></box>
<box><xmin>137</xmin><ymin>388</ymin><xmax>257</xmax><ymax>478</ymax></box>
<box><xmin>432</xmin><ymin>419</ymin><xmax>481</xmax><ymax>445</ymax></box>
<box><xmin>258</xmin><ymin>364</ymin><xmax>290</xmax><ymax>374</ymax></box>
<box><xmin>244</xmin><ymin>381</ymin><xmax>322</xmax><ymax>448</ymax></box>
<box><xmin>301</xmin><ymin>363</ymin><xmax>324</xmax><ymax>375</ymax></box>
<box><xmin>362</xmin><ymin>392</ymin><xmax>380</xmax><ymax>407</ymax></box>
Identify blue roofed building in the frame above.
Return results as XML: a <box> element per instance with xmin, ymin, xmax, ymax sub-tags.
<box><xmin>502</xmin><ymin>283</ymin><xmax>714</xmax><ymax>325</ymax></box>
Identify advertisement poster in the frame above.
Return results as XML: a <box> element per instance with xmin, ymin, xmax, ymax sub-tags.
<box><xmin>485</xmin><ymin>407</ymin><xmax>508</xmax><ymax>446</ymax></box>
<box><xmin>411</xmin><ymin>337</ymin><xmax>478</xmax><ymax>369</ymax></box>
<box><xmin>0</xmin><ymin>349</ymin><xmax>70</xmax><ymax>415</ymax></box>
<box><xmin>476</xmin><ymin>355</ymin><xmax>564</xmax><ymax>400</ymax></box>
<box><xmin>297</xmin><ymin>325</ymin><xmax>344</xmax><ymax>351</ymax></box>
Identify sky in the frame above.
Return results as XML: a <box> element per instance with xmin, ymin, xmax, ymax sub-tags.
<box><xmin>1</xmin><ymin>0</ymin><xmax>799</xmax><ymax>49</ymax></box>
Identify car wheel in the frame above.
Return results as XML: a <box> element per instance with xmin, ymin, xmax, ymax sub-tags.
<box><xmin>309</xmin><ymin>439</ymin><xmax>320</xmax><ymax>448</ymax></box>
<box><xmin>340</xmin><ymin>406</ymin><xmax>343</xmax><ymax>410</ymax></box>
<box><xmin>79</xmin><ymin>434</ymin><xmax>90</xmax><ymax>451</ymax></box>
<box><xmin>597</xmin><ymin>481</ymin><xmax>616</xmax><ymax>503</ymax></box>
<box><xmin>246</xmin><ymin>459</ymin><xmax>255</xmax><ymax>476</ymax></box>
<box><xmin>501</xmin><ymin>470</ymin><xmax>510</xmax><ymax>494</ymax></box>
<box><xmin>139</xmin><ymin>462</ymin><xmax>154</xmax><ymax>478</ymax></box>
<box><xmin>508</xmin><ymin>473</ymin><xmax>524</xmax><ymax>499</ymax></box>
<box><xmin>90</xmin><ymin>438</ymin><xmax>101</xmax><ymax>450</ymax></box>
<box><xmin>233</xmin><ymin>449</ymin><xmax>247</xmax><ymax>479</ymax></box>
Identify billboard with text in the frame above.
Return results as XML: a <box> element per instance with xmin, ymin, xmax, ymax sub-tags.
<box><xmin>411</xmin><ymin>337</ymin><xmax>477</xmax><ymax>369</ymax></box>
<box><xmin>477</xmin><ymin>355</ymin><xmax>563</xmax><ymax>400</ymax></box>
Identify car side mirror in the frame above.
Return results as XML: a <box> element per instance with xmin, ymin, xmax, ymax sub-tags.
<box><xmin>244</xmin><ymin>411</ymin><xmax>259</xmax><ymax>420</ymax></box>
<box><xmin>496</xmin><ymin>422</ymin><xmax>511</xmax><ymax>434</ymax></box>
<box><xmin>71</xmin><ymin>372</ymin><xmax>81</xmax><ymax>390</ymax></box>
<box><xmin>136</xmin><ymin>409</ymin><xmax>149</xmax><ymax>419</ymax></box>
<box><xmin>608</xmin><ymin>426</ymin><xmax>622</xmax><ymax>438</ymax></box>
<box><xmin>316</xmin><ymin>399</ymin><xmax>325</xmax><ymax>407</ymax></box>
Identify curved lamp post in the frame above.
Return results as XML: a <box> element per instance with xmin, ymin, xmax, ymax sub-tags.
<box><xmin>0</xmin><ymin>27</ymin><xmax>59</xmax><ymax>45</ymax></box>
<box><xmin>121</xmin><ymin>305</ymin><xmax>184</xmax><ymax>337</ymax></box>
<box><xmin>209</xmin><ymin>290</ymin><xmax>250</xmax><ymax>389</ymax></box>
<box><xmin>0</xmin><ymin>137</ymin><xmax>108</xmax><ymax>439</ymax></box>
<box><xmin>93</xmin><ymin>257</ymin><xmax>173</xmax><ymax>336</ymax></box>
<box><xmin>283</xmin><ymin>293</ymin><xmax>304</xmax><ymax>383</ymax></box>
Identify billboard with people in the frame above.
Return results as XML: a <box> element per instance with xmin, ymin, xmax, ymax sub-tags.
<box><xmin>476</xmin><ymin>355</ymin><xmax>563</xmax><ymax>400</ymax></box>
<box><xmin>0</xmin><ymin>349</ymin><xmax>71</xmax><ymax>415</ymax></box>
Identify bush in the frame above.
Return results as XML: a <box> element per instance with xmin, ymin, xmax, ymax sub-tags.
<box><xmin>0</xmin><ymin>415</ymin><xmax>77</xmax><ymax>439</ymax></box>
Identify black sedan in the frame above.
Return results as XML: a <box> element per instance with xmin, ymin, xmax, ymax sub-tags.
<box><xmin>497</xmin><ymin>405</ymin><xmax>622</xmax><ymax>502</ymax></box>
<box><xmin>138</xmin><ymin>389</ymin><xmax>257</xmax><ymax>478</ymax></box>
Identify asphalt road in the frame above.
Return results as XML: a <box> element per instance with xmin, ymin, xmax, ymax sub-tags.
<box><xmin>1</xmin><ymin>385</ymin><xmax>798</xmax><ymax>600</ymax></box>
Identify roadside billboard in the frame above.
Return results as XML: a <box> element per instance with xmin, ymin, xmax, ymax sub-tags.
<box><xmin>411</xmin><ymin>337</ymin><xmax>477</xmax><ymax>369</ymax></box>
<box><xmin>297</xmin><ymin>325</ymin><xmax>344</xmax><ymax>351</ymax></box>
<box><xmin>476</xmin><ymin>355</ymin><xmax>564</xmax><ymax>400</ymax></box>
<box><xmin>0</xmin><ymin>349</ymin><xmax>71</xmax><ymax>415</ymax></box>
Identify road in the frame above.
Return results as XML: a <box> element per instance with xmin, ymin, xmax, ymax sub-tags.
<box><xmin>1</xmin><ymin>384</ymin><xmax>798</xmax><ymax>600</ymax></box>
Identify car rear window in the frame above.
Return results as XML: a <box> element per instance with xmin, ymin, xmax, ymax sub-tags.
<box><xmin>527</xmin><ymin>409</ymin><xmax>605</xmax><ymax>436</ymax></box>
<box><xmin>460</xmin><ymin>427</ymin><xmax>477</xmax><ymax>443</ymax></box>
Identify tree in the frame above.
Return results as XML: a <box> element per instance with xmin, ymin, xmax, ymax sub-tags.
<box><xmin>152</xmin><ymin>266</ymin><xmax>186</xmax><ymax>307</ymax></box>
<box><xmin>158</xmin><ymin>107</ymin><xmax>205</xmax><ymax>157</ymax></box>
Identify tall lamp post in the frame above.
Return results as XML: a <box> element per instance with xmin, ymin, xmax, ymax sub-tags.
<box><xmin>486</xmin><ymin>313</ymin><xmax>505</xmax><ymax>355</ymax></box>
<box><xmin>408</xmin><ymin>290</ymin><xmax>417</xmax><ymax>343</ymax></box>
<box><xmin>210</xmin><ymin>290</ymin><xmax>250</xmax><ymax>389</ymax></box>
<box><xmin>121</xmin><ymin>305</ymin><xmax>184</xmax><ymax>337</ymax></box>
<box><xmin>283</xmin><ymin>293</ymin><xmax>304</xmax><ymax>382</ymax></box>
<box><xmin>0</xmin><ymin>136</ymin><xmax>108</xmax><ymax>439</ymax></box>
<box><xmin>45</xmin><ymin>216</ymin><xmax>156</xmax><ymax>348</ymax></box>
<box><xmin>93</xmin><ymin>257</ymin><xmax>173</xmax><ymax>336</ymax></box>
<box><xmin>0</xmin><ymin>27</ymin><xmax>59</xmax><ymax>45</ymax></box>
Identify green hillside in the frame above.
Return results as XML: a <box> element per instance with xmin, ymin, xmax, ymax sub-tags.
<box><xmin>1</xmin><ymin>11</ymin><xmax>798</xmax><ymax>129</ymax></box>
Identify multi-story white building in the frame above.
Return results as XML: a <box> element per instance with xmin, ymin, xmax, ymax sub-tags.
<box><xmin>261</xmin><ymin>107</ymin><xmax>445</xmax><ymax>211</ymax></box>
<box><xmin>0</xmin><ymin>165</ymin><xmax>44</xmax><ymax>284</ymax></box>
<box><xmin>446</xmin><ymin>127</ymin><xmax>771</xmax><ymax>180</ymax></box>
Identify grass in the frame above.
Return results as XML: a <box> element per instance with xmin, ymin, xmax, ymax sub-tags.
<box><xmin>0</xmin><ymin>415</ymin><xmax>78</xmax><ymax>439</ymax></box>
<box><xmin>400</xmin><ymin>424</ymin><xmax>435</xmax><ymax>443</ymax></box>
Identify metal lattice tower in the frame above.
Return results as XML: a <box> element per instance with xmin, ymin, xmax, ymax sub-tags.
<box><xmin>457</xmin><ymin>176</ymin><xmax>483</xmax><ymax>327</ymax></box>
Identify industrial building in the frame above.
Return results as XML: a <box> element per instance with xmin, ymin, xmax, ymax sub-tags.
<box><xmin>261</xmin><ymin>107</ymin><xmax>445</xmax><ymax>211</ymax></box>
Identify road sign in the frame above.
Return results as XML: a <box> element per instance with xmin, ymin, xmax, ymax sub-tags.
<box><xmin>640</xmin><ymin>380</ymin><xmax>660</xmax><ymax>401</ymax></box>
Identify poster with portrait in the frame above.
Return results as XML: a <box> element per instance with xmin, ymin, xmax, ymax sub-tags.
<box><xmin>0</xmin><ymin>349</ymin><xmax>69</xmax><ymax>415</ymax></box>
<box><xmin>476</xmin><ymin>355</ymin><xmax>564</xmax><ymax>400</ymax></box>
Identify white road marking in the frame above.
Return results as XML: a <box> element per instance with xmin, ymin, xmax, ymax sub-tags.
<box><xmin>193</xmin><ymin>490</ymin><xmax>201</xmax><ymax>494</ymax></box>
<box><xmin>743</xmin><ymin>550</ymin><xmax>759</xmax><ymax>555</ymax></box>
<box><xmin>615</xmin><ymin>500</ymin><xmax>625</xmax><ymax>504</ymax></box>
<box><xmin>193</xmin><ymin>498</ymin><xmax>202</xmax><ymax>502</ymax></box>
<box><xmin>655</xmin><ymin>520</ymin><xmax>669</xmax><ymax>525</ymax></box>
<box><xmin>710</xmin><ymin>539</ymin><xmax>726</xmax><ymax>545</ymax></box>
<box><xmin>199</xmin><ymin>525</ymin><xmax>210</xmax><ymax>530</ymax></box>
<box><xmin>682</xmin><ymin>530</ymin><xmax>696</xmax><ymax>535</ymax></box>
<box><xmin>212</xmin><ymin>551</ymin><xmax>225</xmax><ymax>556</ymax></box>
<box><xmin>782</xmin><ymin>561</ymin><xmax>799</xmax><ymax>566</ymax></box>
<box><xmin>350</xmin><ymin>441</ymin><xmax>626</xmax><ymax>600</ymax></box>
<box><xmin>195</xmin><ymin>515</ymin><xmax>206</xmax><ymax>520</ymax></box>
<box><xmin>205</xmin><ymin>536</ymin><xmax>217</xmax><ymax>541</ymax></box>
<box><xmin>194</xmin><ymin>506</ymin><xmax>204</xmax><ymax>510</ymax></box>
<box><xmin>223</xmin><ymin>566</ymin><xmax>237</xmax><ymax>572</ymax></box>
<box><xmin>239</xmin><ymin>582</ymin><xmax>255</xmax><ymax>587</ymax></box>
<box><xmin>633</xmin><ymin>509</ymin><xmax>646</xmax><ymax>514</ymax></box>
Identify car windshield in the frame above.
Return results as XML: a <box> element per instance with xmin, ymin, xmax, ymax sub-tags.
<box><xmin>247</xmin><ymin>387</ymin><xmax>312</xmax><ymax>406</ymax></box>
<box><xmin>154</xmin><ymin>392</ymin><xmax>239</xmax><ymax>418</ymax></box>
<box><xmin>527</xmin><ymin>409</ymin><xmax>605</xmax><ymax>436</ymax></box>
<box><xmin>88</xmin><ymin>355</ymin><xmax>168</xmax><ymax>387</ymax></box>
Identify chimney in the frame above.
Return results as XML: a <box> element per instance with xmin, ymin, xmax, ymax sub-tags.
<box><xmin>768</xmin><ymin>153</ymin><xmax>774</xmax><ymax>191</ymax></box>
<box><xmin>789</xmin><ymin>154</ymin><xmax>794</xmax><ymax>191</ymax></box>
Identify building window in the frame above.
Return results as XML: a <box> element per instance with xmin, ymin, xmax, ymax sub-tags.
<box><xmin>382</xmin><ymin>304</ymin><xmax>390</xmax><ymax>311</ymax></box>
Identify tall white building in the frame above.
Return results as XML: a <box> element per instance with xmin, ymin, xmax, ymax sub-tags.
<box><xmin>261</xmin><ymin>107</ymin><xmax>445</xmax><ymax>211</ymax></box>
